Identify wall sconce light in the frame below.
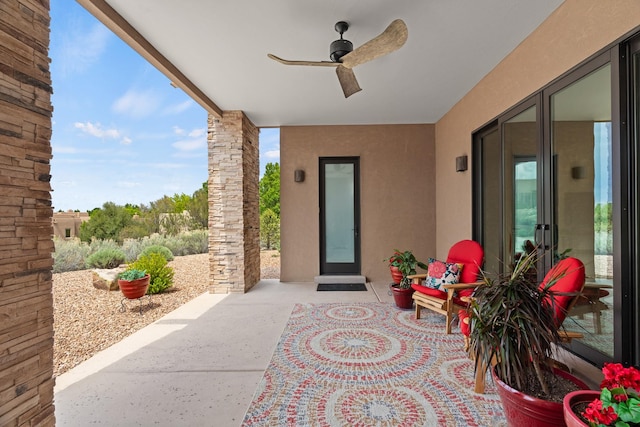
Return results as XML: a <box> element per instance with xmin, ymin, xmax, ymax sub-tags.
<box><xmin>456</xmin><ymin>155</ymin><xmax>468</xmax><ymax>172</ymax></box>
<box><xmin>294</xmin><ymin>169</ymin><xmax>305</xmax><ymax>182</ymax></box>
<box><xmin>571</xmin><ymin>166</ymin><xmax>585</xmax><ymax>180</ymax></box>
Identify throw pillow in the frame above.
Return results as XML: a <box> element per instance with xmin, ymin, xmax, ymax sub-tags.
<box><xmin>424</xmin><ymin>258</ymin><xmax>462</xmax><ymax>290</ymax></box>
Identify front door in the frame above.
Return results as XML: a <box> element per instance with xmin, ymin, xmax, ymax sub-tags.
<box><xmin>319</xmin><ymin>157</ymin><xmax>360</xmax><ymax>275</ymax></box>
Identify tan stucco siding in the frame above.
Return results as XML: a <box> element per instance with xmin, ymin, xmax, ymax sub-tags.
<box><xmin>280</xmin><ymin>124</ymin><xmax>435</xmax><ymax>282</ymax></box>
<box><xmin>434</xmin><ymin>0</ymin><xmax>640</xmax><ymax>257</ymax></box>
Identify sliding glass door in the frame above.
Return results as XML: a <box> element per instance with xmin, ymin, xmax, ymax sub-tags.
<box><xmin>473</xmin><ymin>53</ymin><xmax>617</xmax><ymax>365</ymax></box>
<box><xmin>547</xmin><ymin>60</ymin><xmax>613</xmax><ymax>360</ymax></box>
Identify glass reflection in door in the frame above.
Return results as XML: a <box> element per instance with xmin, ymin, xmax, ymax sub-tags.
<box><xmin>550</xmin><ymin>64</ymin><xmax>613</xmax><ymax>357</ymax></box>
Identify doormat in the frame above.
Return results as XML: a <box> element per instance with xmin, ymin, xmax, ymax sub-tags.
<box><xmin>316</xmin><ymin>283</ymin><xmax>367</xmax><ymax>291</ymax></box>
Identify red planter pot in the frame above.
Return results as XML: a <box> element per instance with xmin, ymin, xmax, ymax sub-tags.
<box><xmin>563</xmin><ymin>390</ymin><xmax>600</xmax><ymax>427</ymax></box>
<box><xmin>390</xmin><ymin>284</ymin><xmax>414</xmax><ymax>309</ymax></box>
<box><xmin>493</xmin><ymin>366</ymin><xmax>590</xmax><ymax>427</ymax></box>
<box><xmin>389</xmin><ymin>266</ymin><xmax>403</xmax><ymax>285</ymax></box>
<box><xmin>118</xmin><ymin>274</ymin><xmax>150</xmax><ymax>299</ymax></box>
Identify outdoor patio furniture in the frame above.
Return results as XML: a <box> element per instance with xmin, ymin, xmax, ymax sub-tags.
<box><xmin>408</xmin><ymin>240</ymin><xmax>484</xmax><ymax>334</ymax></box>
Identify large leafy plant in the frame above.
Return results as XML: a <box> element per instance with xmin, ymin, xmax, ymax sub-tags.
<box><xmin>386</xmin><ymin>249</ymin><xmax>428</xmax><ymax>289</ymax></box>
<box><xmin>467</xmin><ymin>250</ymin><xmax>563</xmax><ymax>396</ymax></box>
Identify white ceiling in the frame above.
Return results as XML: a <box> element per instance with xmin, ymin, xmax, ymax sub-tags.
<box><xmin>100</xmin><ymin>0</ymin><xmax>564</xmax><ymax>127</ymax></box>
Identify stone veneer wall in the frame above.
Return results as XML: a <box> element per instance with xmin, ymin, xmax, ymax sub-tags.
<box><xmin>207</xmin><ymin>111</ymin><xmax>260</xmax><ymax>293</ymax></box>
<box><xmin>0</xmin><ymin>1</ymin><xmax>56</xmax><ymax>426</ymax></box>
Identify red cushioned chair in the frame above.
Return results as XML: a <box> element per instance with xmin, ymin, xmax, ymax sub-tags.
<box><xmin>408</xmin><ymin>240</ymin><xmax>484</xmax><ymax>334</ymax></box>
<box><xmin>461</xmin><ymin>256</ymin><xmax>586</xmax><ymax>394</ymax></box>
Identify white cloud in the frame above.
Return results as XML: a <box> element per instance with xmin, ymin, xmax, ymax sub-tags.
<box><xmin>74</xmin><ymin>122</ymin><xmax>120</xmax><ymax>139</ymax></box>
<box><xmin>172</xmin><ymin>138</ymin><xmax>205</xmax><ymax>151</ymax></box>
<box><xmin>264</xmin><ymin>150</ymin><xmax>280</xmax><ymax>159</ymax></box>
<box><xmin>58</xmin><ymin>23</ymin><xmax>111</xmax><ymax>76</ymax></box>
<box><xmin>162</xmin><ymin>100</ymin><xmax>193</xmax><ymax>115</ymax></box>
<box><xmin>189</xmin><ymin>128</ymin><xmax>205</xmax><ymax>138</ymax></box>
<box><xmin>120</xmin><ymin>136</ymin><xmax>132</xmax><ymax>145</ymax></box>
<box><xmin>173</xmin><ymin>126</ymin><xmax>186</xmax><ymax>136</ymax></box>
<box><xmin>116</xmin><ymin>181</ymin><xmax>141</xmax><ymax>189</ymax></box>
<box><xmin>112</xmin><ymin>89</ymin><xmax>161</xmax><ymax>119</ymax></box>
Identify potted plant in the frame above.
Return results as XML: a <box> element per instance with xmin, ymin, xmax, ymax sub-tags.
<box><xmin>563</xmin><ymin>363</ymin><xmax>640</xmax><ymax>427</ymax></box>
<box><xmin>467</xmin><ymin>251</ymin><xmax>589</xmax><ymax>426</ymax></box>
<box><xmin>385</xmin><ymin>249</ymin><xmax>428</xmax><ymax>309</ymax></box>
<box><xmin>117</xmin><ymin>268</ymin><xmax>150</xmax><ymax>299</ymax></box>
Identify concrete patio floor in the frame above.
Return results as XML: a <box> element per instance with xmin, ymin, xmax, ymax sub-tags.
<box><xmin>53</xmin><ymin>280</ymin><xmax>399</xmax><ymax>426</ymax></box>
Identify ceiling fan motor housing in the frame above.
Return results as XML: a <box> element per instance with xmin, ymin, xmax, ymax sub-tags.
<box><xmin>330</xmin><ymin>39</ymin><xmax>353</xmax><ymax>62</ymax></box>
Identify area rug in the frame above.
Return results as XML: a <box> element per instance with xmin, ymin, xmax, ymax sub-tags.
<box><xmin>242</xmin><ymin>303</ymin><xmax>506</xmax><ymax>426</ymax></box>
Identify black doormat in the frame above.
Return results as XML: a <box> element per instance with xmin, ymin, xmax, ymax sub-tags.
<box><xmin>316</xmin><ymin>283</ymin><xmax>367</xmax><ymax>291</ymax></box>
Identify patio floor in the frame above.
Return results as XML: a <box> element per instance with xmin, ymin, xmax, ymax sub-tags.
<box><xmin>53</xmin><ymin>279</ymin><xmax>406</xmax><ymax>426</ymax></box>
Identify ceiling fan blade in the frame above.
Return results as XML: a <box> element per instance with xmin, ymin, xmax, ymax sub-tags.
<box><xmin>336</xmin><ymin>66</ymin><xmax>362</xmax><ymax>98</ymax></box>
<box><xmin>267</xmin><ymin>54</ymin><xmax>338</xmax><ymax>67</ymax></box>
<box><xmin>339</xmin><ymin>19</ymin><xmax>408</xmax><ymax>69</ymax></box>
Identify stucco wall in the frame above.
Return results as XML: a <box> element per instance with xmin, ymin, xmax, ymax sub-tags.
<box><xmin>280</xmin><ymin>124</ymin><xmax>435</xmax><ymax>283</ymax></box>
<box><xmin>434</xmin><ymin>0</ymin><xmax>640</xmax><ymax>256</ymax></box>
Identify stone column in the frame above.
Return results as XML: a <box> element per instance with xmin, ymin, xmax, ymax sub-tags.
<box><xmin>208</xmin><ymin>111</ymin><xmax>260</xmax><ymax>293</ymax></box>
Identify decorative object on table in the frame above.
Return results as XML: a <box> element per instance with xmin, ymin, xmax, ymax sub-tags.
<box><xmin>409</xmin><ymin>239</ymin><xmax>484</xmax><ymax>333</ymax></box>
<box><xmin>467</xmin><ymin>251</ymin><xmax>589</xmax><ymax>426</ymax></box>
<box><xmin>563</xmin><ymin>363</ymin><xmax>640</xmax><ymax>427</ymax></box>
<box><xmin>385</xmin><ymin>249</ymin><xmax>428</xmax><ymax>309</ymax></box>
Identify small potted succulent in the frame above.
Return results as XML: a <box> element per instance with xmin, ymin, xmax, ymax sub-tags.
<box><xmin>563</xmin><ymin>363</ymin><xmax>640</xmax><ymax>427</ymax></box>
<box><xmin>385</xmin><ymin>249</ymin><xmax>428</xmax><ymax>309</ymax></box>
<box><xmin>117</xmin><ymin>268</ymin><xmax>150</xmax><ymax>299</ymax></box>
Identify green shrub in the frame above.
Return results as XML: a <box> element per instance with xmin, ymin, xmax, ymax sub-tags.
<box><xmin>121</xmin><ymin>238</ymin><xmax>144</xmax><ymax>262</ymax></box>
<box><xmin>89</xmin><ymin>238</ymin><xmax>120</xmax><ymax>254</ymax></box>
<box><xmin>53</xmin><ymin>237</ymin><xmax>90</xmax><ymax>273</ymax></box>
<box><xmin>85</xmin><ymin>248</ymin><xmax>126</xmax><ymax>269</ymax></box>
<box><xmin>139</xmin><ymin>245</ymin><xmax>174</xmax><ymax>261</ymax></box>
<box><xmin>177</xmin><ymin>230</ymin><xmax>208</xmax><ymax>255</ymax></box>
<box><xmin>130</xmin><ymin>253</ymin><xmax>174</xmax><ymax>294</ymax></box>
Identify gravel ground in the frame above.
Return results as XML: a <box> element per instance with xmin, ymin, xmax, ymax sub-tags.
<box><xmin>52</xmin><ymin>250</ymin><xmax>280</xmax><ymax>377</ymax></box>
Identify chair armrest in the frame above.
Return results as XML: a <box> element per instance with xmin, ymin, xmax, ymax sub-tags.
<box><xmin>441</xmin><ymin>281</ymin><xmax>483</xmax><ymax>290</ymax></box>
<box><xmin>407</xmin><ymin>274</ymin><xmax>427</xmax><ymax>284</ymax></box>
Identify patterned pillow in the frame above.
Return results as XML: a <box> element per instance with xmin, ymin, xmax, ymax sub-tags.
<box><xmin>424</xmin><ymin>258</ymin><xmax>462</xmax><ymax>290</ymax></box>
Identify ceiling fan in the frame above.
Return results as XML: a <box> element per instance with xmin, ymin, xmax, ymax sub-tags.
<box><xmin>268</xmin><ymin>19</ymin><xmax>408</xmax><ymax>98</ymax></box>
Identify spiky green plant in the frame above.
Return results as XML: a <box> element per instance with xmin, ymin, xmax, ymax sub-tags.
<box><xmin>468</xmin><ymin>250</ymin><xmax>563</xmax><ymax>396</ymax></box>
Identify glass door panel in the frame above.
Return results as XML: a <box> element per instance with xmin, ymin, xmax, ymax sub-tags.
<box><xmin>478</xmin><ymin>128</ymin><xmax>501</xmax><ymax>274</ymax></box>
<box><xmin>320</xmin><ymin>158</ymin><xmax>361</xmax><ymax>274</ymax></box>
<box><xmin>325</xmin><ymin>163</ymin><xmax>355</xmax><ymax>263</ymax></box>
<box><xmin>550</xmin><ymin>64</ymin><xmax>613</xmax><ymax>357</ymax></box>
<box><xmin>503</xmin><ymin>105</ymin><xmax>538</xmax><ymax>270</ymax></box>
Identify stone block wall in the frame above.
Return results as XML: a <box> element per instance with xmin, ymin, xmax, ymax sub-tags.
<box><xmin>0</xmin><ymin>0</ymin><xmax>56</xmax><ymax>426</ymax></box>
<box><xmin>207</xmin><ymin>111</ymin><xmax>260</xmax><ymax>293</ymax></box>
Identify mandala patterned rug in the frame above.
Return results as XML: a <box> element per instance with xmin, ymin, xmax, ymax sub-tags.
<box><xmin>242</xmin><ymin>303</ymin><xmax>506</xmax><ymax>426</ymax></box>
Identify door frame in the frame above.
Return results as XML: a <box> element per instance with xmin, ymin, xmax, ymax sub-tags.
<box><xmin>319</xmin><ymin>157</ymin><xmax>361</xmax><ymax>275</ymax></box>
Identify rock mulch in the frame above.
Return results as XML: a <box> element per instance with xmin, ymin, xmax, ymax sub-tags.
<box><xmin>53</xmin><ymin>250</ymin><xmax>280</xmax><ymax>377</ymax></box>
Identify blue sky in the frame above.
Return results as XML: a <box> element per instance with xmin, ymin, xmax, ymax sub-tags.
<box><xmin>49</xmin><ymin>1</ymin><xmax>280</xmax><ymax>212</ymax></box>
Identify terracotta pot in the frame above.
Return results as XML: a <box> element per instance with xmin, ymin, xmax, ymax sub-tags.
<box><xmin>390</xmin><ymin>284</ymin><xmax>414</xmax><ymax>309</ymax></box>
<box><xmin>118</xmin><ymin>274</ymin><xmax>150</xmax><ymax>299</ymax></box>
<box><xmin>389</xmin><ymin>266</ymin><xmax>403</xmax><ymax>285</ymax></box>
<box><xmin>493</xmin><ymin>366</ymin><xmax>590</xmax><ymax>427</ymax></box>
<box><xmin>563</xmin><ymin>390</ymin><xmax>600</xmax><ymax>427</ymax></box>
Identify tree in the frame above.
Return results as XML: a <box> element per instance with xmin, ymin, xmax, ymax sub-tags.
<box><xmin>259</xmin><ymin>162</ymin><xmax>280</xmax><ymax>215</ymax></box>
<box><xmin>187</xmin><ymin>181</ymin><xmax>208</xmax><ymax>229</ymax></box>
<box><xmin>79</xmin><ymin>202</ymin><xmax>133</xmax><ymax>242</ymax></box>
<box><xmin>260</xmin><ymin>208</ymin><xmax>280</xmax><ymax>250</ymax></box>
